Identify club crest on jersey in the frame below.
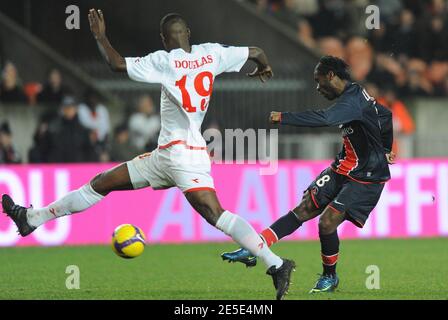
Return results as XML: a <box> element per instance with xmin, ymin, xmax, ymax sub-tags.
<box><xmin>341</xmin><ymin>126</ymin><xmax>354</xmax><ymax>136</ymax></box>
<box><xmin>174</xmin><ymin>55</ymin><xmax>213</xmax><ymax>69</ymax></box>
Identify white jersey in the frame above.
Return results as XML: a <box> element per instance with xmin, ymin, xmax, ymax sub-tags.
<box><xmin>125</xmin><ymin>43</ymin><xmax>249</xmax><ymax>149</ymax></box>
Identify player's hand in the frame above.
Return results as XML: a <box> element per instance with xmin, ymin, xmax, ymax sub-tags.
<box><xmin>386</xmin><ymin>151</ymin><xmax>396</xmax><ymax>164</ymax></box>
<box><xmin>247</xmin><ymin>65</ymin><xmax>274</xmax><ymax>83</ymax></box>
<box><xmin>270</xmin><ymin>111</ymin><xmax>282</xmax><ymax>124</ymax></box>
<box><xmin>88</xmin><ymin>9</ymin><xmax>106</xmax><ymax>40</ymax></box>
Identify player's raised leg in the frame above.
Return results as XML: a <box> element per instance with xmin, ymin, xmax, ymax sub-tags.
<box><xmin>2</xmin><ymin>162</ymin><xmax>145</xmax><ymax>236</ymax></box>
<box><xmin>222</xmin><ymin>190</ymin><xmax>322</xmax><ymax>267</ymax></box>
<box><xmin>185</xmin><ymin>189</ymin><xmax>296</xmax><ymax>300</ymax></box>
<box><xmin>309</xmin><ymin>205</ymin><xmax>346</xmax><ymax>293</ymax></box>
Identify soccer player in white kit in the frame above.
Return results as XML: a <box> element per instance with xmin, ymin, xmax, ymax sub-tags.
<box><xmin>2</xmin><ymin>9</ymin><xmax>295</xmax><ymax>299</ymax></box>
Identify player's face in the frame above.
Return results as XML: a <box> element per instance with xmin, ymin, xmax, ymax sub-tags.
<box><xmin>314</xmin><ymin>68</ymin><xmax>338</xmax><ymax>100</ymax></box>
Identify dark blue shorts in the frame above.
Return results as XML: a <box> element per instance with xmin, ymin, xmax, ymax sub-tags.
<box><xmin>307</xmin><ymin>167</ymin><xmax>385</xmax><ymax>228</ymax></box>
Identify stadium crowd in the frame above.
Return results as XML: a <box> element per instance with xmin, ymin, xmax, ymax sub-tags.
<box><xmin>0</xmin><ymin>62</ymin><xmax>161</xmax><ymax>164</ymax></box>
<box><xmin>254</xmin><ymin>0</ymin><xmax>448</xmax><ymax>97</ymax></box>
<box><xmin>4</xmin><ymin>0</ymin><xmax>444</xmax><ymax>163</ymax></box>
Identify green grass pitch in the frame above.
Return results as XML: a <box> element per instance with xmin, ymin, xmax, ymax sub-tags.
<box><xmin>0</xmin><ymin>238</ymin><xmax>447</xmax><ymax>300</ymax></box>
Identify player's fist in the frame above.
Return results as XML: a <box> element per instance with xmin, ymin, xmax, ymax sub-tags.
<box><xmin>270</xmin><ymin>111</ymin><xmax>282</xmax><ymax>123</ymax></box>
<box><xmin>247</xmin><ymin>65</ymin><xmax>274</xmax><ymax>83</ymax></box>
<box><xmin>386</xmin><ymin>151</ymin><xmax>396</xmax><ymax>164</ymax></box>
<box><xmin>88</xmin><ymin>9</ymin><xmax>106</xmax><ymax>40</ymax></box>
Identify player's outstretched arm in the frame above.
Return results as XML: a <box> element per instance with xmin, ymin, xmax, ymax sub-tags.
<box><xmin>269</xmin><ymin>101</ymin><xmax>361</xmax><ymax>128</ymax></box>
<box><xmin>88</xmin><ymin>9</ymin><xmax>126</xmax><ymax>72</ymax></box>
<box><xmin>247</xmin><ymin>47</ymin><xmax>273</xmax><ymax>82</ymax></box>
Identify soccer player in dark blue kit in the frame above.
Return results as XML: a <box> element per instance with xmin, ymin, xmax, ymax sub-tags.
<box><xmin>221</xmin><ymin>56</ymin><xmax>396</xmax><ymax>293</ymax></box>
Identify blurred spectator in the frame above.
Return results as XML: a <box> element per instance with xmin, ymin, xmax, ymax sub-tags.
<box><xmin>0</xmin><ymin>62</ymin><xmax>27</xmax><ymax>104</ymax></box>
<box><xmin>110</xmin><ymin>124</ymin><xmax>140</xmax><ymax>162</ymax></box>
<box><xmin>376</xmin><ymin>0</ymin><xmax>403</xmax><ymax>24</ymax></box>
<box><xmin>46</xmin><ymin>96</ymin><xmax>97</xmax><ymax>163</ymax></box>
<box><xmin>275</xmin><ymin>0</ymin><xmax>301</xmax><ymax>28</ymax></box>
<box><xmin>377</xmin><ymin>87</ymin><xmax>415</xmax><ymax>156</ymax></box>
<box><xmin>78</xmin><ymin>89</ymin><xmax>111</xmax><ymax>146</ymax></box>
<box><xmin>318</xmin><ymin>37</ymin><xmax>345</xmax><ymax>59</ymax></box>
<box><xmin>378</xmin><ymin>88</ymin><xmax>415</xmax><ymax>135</ymax></box>
<box><xmin>28</xmin><ymin>113</ymin><xmax>55</xmax><ymax>163</ymax></box>
<box><xmin>367</xmin><ymin>54</ymin><xmax>405</xmax><ymax>92</ymax></box>
<box><xmin>128</xmin><ymin>94</ymin><xmax>160</xmax><ymax>151</ymax></box>
<box><xmin>37</xmin><ymin>68</ymin><xmax>70</xmax><ymax>106</ymax></box>
<box><xmin>427</xmin><ymin>61</ymin><xmax>448</xmax><ymax>95</ymax></box>
<box><xmin>402</xmin><ymin>59</ymin><xmax>434</xmax><ymax>96</ymax></box>
<box><xmin>294</xmin><ymin>0</ymin><xmax>319</xmax><ymax>16</ymax></box>
<box><xmin>298</xmin><ymin>19</ymin><xmax>317</xmax><ymax>50</ymax></box>
<box><xmin>368</xmin><ymin>22</ymin><xmax>395</xmax><ymax>54</ymax></box>
<box><xmin>345</xmin><ymin>37</ymin><xmax>373</xmax><ymax>81</ymax></box>
<box><xmin>255</xmin><ymin>0</ymin><xmax>448</xmax><ymax>98</ymax></box>
<box><xmin>391</xmin><ymin>9</ymin><xmax>418</xmax><ymax>58</ymax></box>
<box><xmin>308</xmin><ymin>0</ymin><xmax>352</xmax><ymax>39</ymax></box>
<box><xmin>0</xmin><ymin>121</ymin><xmax>21</xmax><ymax>163</ymax></box>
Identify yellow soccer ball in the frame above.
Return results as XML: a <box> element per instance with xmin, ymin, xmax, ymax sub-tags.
<box><xmin>111</xmin><ymin>224</ymin><xmax>146</xmax><ymax>259</ymax></box>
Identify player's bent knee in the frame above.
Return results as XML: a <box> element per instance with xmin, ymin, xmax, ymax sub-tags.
<box><xmin>294</xmin><ymin>192</ymin><xmax>320</xmax><ymax>222</ymax></box>
<box><xmin>90</xmin><ymin>172</ymin><xmax>110</xmax><ymax>196</ymax></box>
<box><xmin>318</xmin><ymin>216</ymin><xmax>336</xmax><ymax>234</ymax></box>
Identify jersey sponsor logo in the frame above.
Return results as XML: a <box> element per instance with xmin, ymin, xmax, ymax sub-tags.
<box><xmin>333</xmin><ymin>200</ymin><xmax>344</xmax><ymax>206</ymax></box>
<box><xmin>192</xmin><ymin>178</ymin><xmax>199</xmax><ymax>183</ymax></box>
<box><xmin>174</xmin><ymin>55</ymin><xmax>214</xmax><ymax>70</ymax></box>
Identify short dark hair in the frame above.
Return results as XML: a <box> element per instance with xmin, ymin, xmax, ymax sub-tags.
<box><xmin>316</xmin><ymin>56</ymin><xmax>351</xmax><ymax>81</ymax></box>
<box><xmin>160</xmin><ymin>13</ymin><xmax>187</xmax><ymax>37</ymax></box>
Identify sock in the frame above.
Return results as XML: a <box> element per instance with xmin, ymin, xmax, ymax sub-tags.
<box><xmin>216</xmin><ymin>210</ymin><xmax>283</xmax><ymax>269</ymax></box>
<box><xmin>261</xmin><ymin>211</ymin><xmax>302</xmax><ymax>246</ymax></box>
<box><xmin>319</xmin><ymin>231</ymin><xmax>339</xmax><ymax>276</ymax></box>
<box><xmin>27</xmin><ymin>183</ymin><xmax>104</xmax><ymax>228</ymax></box>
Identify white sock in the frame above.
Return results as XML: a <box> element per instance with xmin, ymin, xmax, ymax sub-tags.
<box><xmin>27</xmin><ymin>183</ymin><xmax>104</xmax><ymax>228</ymax></box>
<box><xmin>216</xmin><ymin>210</ymin><xmax>283</xmax><ymax>269</ymax></box>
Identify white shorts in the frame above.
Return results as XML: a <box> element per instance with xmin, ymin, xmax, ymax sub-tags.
<box><xmin>126</xmin><ymin>144</ymin><xmax>215</xmax><ymax>193</ymax></box>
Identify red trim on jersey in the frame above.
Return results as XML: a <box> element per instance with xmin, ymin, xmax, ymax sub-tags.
<box><xmin>354</xmin><ymin>219</ymin><xmax>364</xmax><ymax>228</ymax></box>
<box><xmin>310</xmin><ymin>190</ymin><xmax>320</xmax><ymax>209</ymax></box>
<box><xmin>327</xmin><ymin>204</ymin><xmax>342</xmax><ymax>214</ymax></box>
<box><xmin>348</xmin><ymin>217</ymin><xmax>365</xmax><ymax>228</ymax></box>
<box><xmin>321</xmin><ymin>253</ymin><xmax>339</xmax><ymax>266</ymax></box>
<box><xmin>337</xmin><ymin>136</ymin><xmax>359</xmax><ymax>176</ymax></box>
<box><xmin>184</xmin><ymin>187</ymin><xmax>216</xmax><ymax>193</ymax></box>
<box><xmin>260</xmin><ymin>228</ymin><xmax>278</xmax><ymax>247</ymax></box>
<box><xmin>159</xmin><ymin>140</ymin><xmax>207</xmax><ymax>150</ymax></box>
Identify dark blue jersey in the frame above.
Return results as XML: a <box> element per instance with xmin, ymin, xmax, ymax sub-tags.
<box><xmin>280</xmin><ymin>83</ymin><xmax>393</xmax><ymax>183</ymax></box>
